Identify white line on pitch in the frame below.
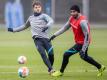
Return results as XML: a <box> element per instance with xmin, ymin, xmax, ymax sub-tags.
<box><xmin>0</xmin><ymin>70</ymin><xmax>106</xmax><ymax>74</ymax></box>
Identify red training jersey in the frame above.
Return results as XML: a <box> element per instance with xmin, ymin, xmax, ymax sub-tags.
<box><xmin>69</xmin><ymin>15</ymin><xmax>91</xmax><ymax>44</ymax></box>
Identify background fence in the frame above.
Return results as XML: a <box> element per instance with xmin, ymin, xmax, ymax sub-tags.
<box><xmin>0</xmin><ymin>0</ymin><xmax>107</xmax><ymax>25</ymax></box>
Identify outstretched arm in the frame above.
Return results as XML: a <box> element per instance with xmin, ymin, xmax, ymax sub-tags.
<box><xmin>49</xmin><ymin>21</ymin><xmax>70</xmax><ymax>41</ymax></box>
<box><xmin>13</xmin><ymin>19</ymin><xmax>30</xmax><ymax>32</ymax></box>
<box><xmin>80</xmin><ymin>20</ymin><xmax>90</xmax><ymax>52</ymax></box>
<box><xmin>54</xmin><ymin>21</ymin><xmax>70</xmax><ymax>37</ymax></box>
<box><xmin>8</xmin><ymin>19</ymin><xmax>30</xmax><ymax>32</ymax></box>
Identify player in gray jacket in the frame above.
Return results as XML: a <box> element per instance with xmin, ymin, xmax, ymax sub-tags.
<box><xmin>8</xmin><ymin>1</ymin><xmax>55</xmax><ymax>74</ymax></box>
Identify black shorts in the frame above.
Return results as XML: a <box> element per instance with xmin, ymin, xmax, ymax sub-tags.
<box><xmin>65</xmin><ymin>44</ymin><xmax>88</xmax><ymax>55</ymax></box>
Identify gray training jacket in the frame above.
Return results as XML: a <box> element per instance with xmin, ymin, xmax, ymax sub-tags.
<box><xmin>13</xmin><ymin>13</ymin><xmax>54</xmax><ymax>39</ymax></box>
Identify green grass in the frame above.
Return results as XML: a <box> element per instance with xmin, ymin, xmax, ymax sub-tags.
<box><xmin>0</xmin><ymin>28</ymin><xmax>107</xmax><ymax>80</ymax></box>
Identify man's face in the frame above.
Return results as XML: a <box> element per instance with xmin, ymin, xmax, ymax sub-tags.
<box><xmin>33</xmin><ymin>5</ymin><xmax>42</xmax><ymax>13</ymax></box>
<box><xmin>70</xmin><ymin>10</ymin><xmax>78</xmax><ymax>18</ymax></box>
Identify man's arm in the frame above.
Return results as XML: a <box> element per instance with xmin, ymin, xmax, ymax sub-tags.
<box><xmin>49</xmin><ymin>21</ymin><xmax>70</xmax><ymax>41</ymax></box>
<box><xmin>80</xmin><ymin>20</ymin><xmax>90</xmax><ymax>52</ymax></box>
<box><xmin>54</xmin><ymin>21</ymin><xmax>70</xmax><ymax>36</ymax></box>
<box><xmin>42</xmin><ymin>14</ymin><xmax>54</xmax><ymax>32</ymax></box>
<box><xmin>8</xmin><ymin>19</ymin><xmax>30</xmax><ymax>32</ymax></box>
<box><xmin>44</xmin><ymin>14</ymin><xmax>54</xmax><ymax>27</ymax></box>
<box><xmin>13</xmin><ymin>19</ymin><xmax>30</xmax><ymax>32</ymax></box>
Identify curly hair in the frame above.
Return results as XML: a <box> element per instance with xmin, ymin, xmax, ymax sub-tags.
<box><xmin>32</xmin><ymin>0</ymin><xmax>42</xmax><ymax>7</ymax></box>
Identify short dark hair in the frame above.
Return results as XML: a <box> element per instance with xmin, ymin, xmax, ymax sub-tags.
<box><xmin>70</xmin><ymin>5</ymin><xmax>80</xmax><ymax>13</ymax></box>
<box><xmin>32</xmin><ymin>0</ymin><xmax>42</xmax><ymax>7</ymax></box>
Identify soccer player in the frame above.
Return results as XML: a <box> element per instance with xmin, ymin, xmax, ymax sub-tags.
<box><xmin>49</xmin><ymin>5</ymin><xmax>106</xmax><ymax>77</ymax></box>
<box><xmin>8</xmin><ymin>1</ymin><xmax>55</xmax><ymax>74</ymax></box>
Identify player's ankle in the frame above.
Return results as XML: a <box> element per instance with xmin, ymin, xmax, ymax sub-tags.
<box><xmin>48</xmin><ymin>68</ymin><xmax>55</xmax><ymax>74</ymax></box>
<box><xmin>60</xmin><ymin>70</ymin><xmax>64</xmax><ymax>73</ymax></box>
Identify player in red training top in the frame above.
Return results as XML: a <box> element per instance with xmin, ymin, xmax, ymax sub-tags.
<box><xmin>49</xmin><ymin>5</ymin><xmax>105</xmax><ymax>77</ymax></box>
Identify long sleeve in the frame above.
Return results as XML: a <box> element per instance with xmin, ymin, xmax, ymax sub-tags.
<box><xmin>54</xmin><ymin>21</ymin><xmax>70</xmax><ymax>37</ymax></box>
<box><xmin>80</xmin><ymin>20</ymin><xmax>89</xmax><ymax>52</ymax></box>
<box><xmin>43</xmin><ymin>14</ymin><xmax>54</xmax><ymax>28</ymax></box>
<box><xmin>13</xmin><ymin>19</ymin><xmax>30</xmax><ymax>32</ymax></box>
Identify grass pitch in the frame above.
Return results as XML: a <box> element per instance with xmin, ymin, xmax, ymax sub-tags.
<box><xmin>0</xmin><ymin>27</ymin><xmax>107</xmax><ymax>80</ymax></box>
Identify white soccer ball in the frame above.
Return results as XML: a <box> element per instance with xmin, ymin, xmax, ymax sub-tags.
<box><xmin>18</xmin><ymin>67</ymin><xmax>29</xmax><ymax>78</ymax></box>
<box><xmin>18</xmin><ymin>56</ymin><xmax>27</xmax><ymax>64</ymax></box>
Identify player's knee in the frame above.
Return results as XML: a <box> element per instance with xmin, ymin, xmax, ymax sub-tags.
<box><xmin>80</xmin><ymin>53</ymin><xmax>86</xmax><ymax>59</ymax></box>
<box><xmin>80</xmin><ymin>53</ymin><xmax>88</xmax><ymax>61</ymax></box>
<box><xmin>63</xmin><ymin>53</ymin><xmax>71</xmax><ymax>62</ymax></box>
<box><xmin>48</xmin><ymin>53</ymin><xmax>54</xmax><ymax>58</ymax></box>
<box><xmin>63</xmin><ymin>52</ymin><xmax>70</xmax><ymax>58</ymax></box>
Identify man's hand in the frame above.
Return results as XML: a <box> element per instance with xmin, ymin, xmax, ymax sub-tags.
<box><xmin>8</xmin><ymin>28</ymin><xmax>13</xmax><ymax>32</ymax></box>
<box><xmin>42</xmin><ymin>27</ymin><xmax>48</xmax><ymax>32</ymax></box>
<box><xmin>49</xmin><ymin>35</ymin><xmax>56</xmax><ymax>42</ymax></box>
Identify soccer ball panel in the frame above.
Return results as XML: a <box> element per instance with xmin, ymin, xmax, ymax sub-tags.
<box><xmin>18</xmin><ymin>67</ymin><xmax>29</xmax><ymax>78</ymax></box>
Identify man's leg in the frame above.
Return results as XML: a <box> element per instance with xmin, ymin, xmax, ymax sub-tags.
<box><xmin>79</xmin><ymin>48</ymin><xmax>101</xmax><ymax>69</ymax></box>
<box><xmin>79</xmin><ymin>48</ymin><xmax>105</xmax><ymax>76</ymax></box>
<box><xmin>43</xmin><ymin>38</ymin><xmax>54</xmax><ymax>66</ymax></box>
<box><xmin>60</xmin><ymin>44</ymin><xmax>82</xmax><ymax>73</ymax></box>
<box><xmin>34</xmin><ymin>38</ymin><xmax>53</xmax><ymax>71</ymax></box>
<box><xmin>52</xmin><ymin>44</ymin><xmax>82</xmax><ymax>76</ymax></box>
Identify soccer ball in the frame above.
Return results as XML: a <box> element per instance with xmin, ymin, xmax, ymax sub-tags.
<box><xmin>18</xmin><ymin>67</ymin><xmax>29</xmax><ymax>78</ymax></box>
<box><xmin>18</xmin><ymin>56</ymin><xmax>27</xmax><ymax>64</ymax></box>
